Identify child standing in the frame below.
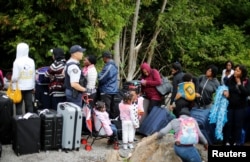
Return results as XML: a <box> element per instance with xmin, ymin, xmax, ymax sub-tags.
<box><xmin>94</xmin><ymin>101</ymin><xmax>119</xmax><ymax>149</ymax></box>
<box><xmin>119</xmin><ymin>92</ymin><xmax>138</xmax><ymax>150</ymax></box>
<box><xmin>130</xmin><ymin>90</ymin><xmax>144</xmax><ymax>141</ymax></box>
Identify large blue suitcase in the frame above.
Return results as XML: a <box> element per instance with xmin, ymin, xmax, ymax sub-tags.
<box><xmin>190</xmin><ymin>107</ymin><xmax>215</xmax><ymax>145</ymax></box>
<box><xmin>138</xmin><ymin>106</ymin><xmax>174</xmax><ymax>136</ymax></box>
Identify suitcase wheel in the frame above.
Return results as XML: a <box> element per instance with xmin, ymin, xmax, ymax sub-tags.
<box><xmin>85</xmin><ymin>145</ymin><xmax>92</xmax><ymax>151</ymax></box>
<box><xmin>81</xmin><ymin>138</ymin><xmax>87</xmax><ymax>145</ymax></box>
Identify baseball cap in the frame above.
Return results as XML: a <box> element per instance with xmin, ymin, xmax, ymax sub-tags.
<box><xmin>102</xmin><ymin>51</ymin><xmax>112</xmax><ymax>58</ymax></box>
<box><xmin>69</xmin><ymin>45</ymin><xmax>86</xmax><ymax>54</ymax></box>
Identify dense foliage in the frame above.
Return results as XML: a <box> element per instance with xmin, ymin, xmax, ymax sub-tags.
<box><xmin>1</xmin><ymin>0</ymin><xmax>250</xmax><ymax>79</ymax></box>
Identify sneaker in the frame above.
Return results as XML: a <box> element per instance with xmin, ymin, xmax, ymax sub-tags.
<box><xmin>128</xmin><ymin>143</ymin><xmax>134</xmax><ymax>149</ymax></box>
<box><xmin>123</xmin><ymin>144</ymin><xmax>128</xmax><ymax>150</ymax></box>
<box><xmin>226</xmin><ymin>142</ymin><xmax>230</xmax><ymax>146</ymax></box>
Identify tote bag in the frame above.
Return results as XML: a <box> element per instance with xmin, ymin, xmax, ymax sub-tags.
<box><xmin>6</xmin><ymin>81</ymin><xmax>22</xmax><ymax>103</ymax></box>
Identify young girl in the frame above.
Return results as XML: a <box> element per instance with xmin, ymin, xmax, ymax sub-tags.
<box><xmin>130</xmin><ymin>90</ymin><xmax>144</xmax><ymax>141</ymax></box>
<box><xmin>119</xmin><ymin>92</ymin><xmax>139</xmax><ymax>150</ymax></box>
<box><xmin>94</xmin><ymin>101</ymin><xmax>119</xmax><ymax>149</ymax></box>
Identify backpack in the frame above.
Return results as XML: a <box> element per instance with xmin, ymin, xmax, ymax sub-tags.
<box><xmin>176</xmin><ymin>117</ymin><xmax>199</xmax><ymax>145</ymax></box>
<box><xmin>177</xmin><ymin>82</ymin><xmax>195</xmax><ymax>101</ymax></box>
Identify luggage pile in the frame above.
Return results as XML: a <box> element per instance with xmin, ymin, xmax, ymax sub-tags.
<box><xmin>0</xmin><ymin>91</ymin><xmax>84</xmax><ymax>156</ymax></box>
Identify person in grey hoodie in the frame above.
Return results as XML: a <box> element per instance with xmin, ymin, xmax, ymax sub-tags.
<box><xmin>11</xmin><ymin>42</ymin><xmax>36</xmax><ymax>115</ymax></box>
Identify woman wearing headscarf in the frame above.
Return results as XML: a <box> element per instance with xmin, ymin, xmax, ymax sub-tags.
<box><xmin>140</xmin><ymin>62</ymin><xmax>162</xmax><ymax>114</ymax></box>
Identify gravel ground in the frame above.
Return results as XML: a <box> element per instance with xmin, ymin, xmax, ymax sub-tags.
<box><xmin>0</xmin><ymin>135</ymin><xmax>140</xmax><ymax>162</ymax></box>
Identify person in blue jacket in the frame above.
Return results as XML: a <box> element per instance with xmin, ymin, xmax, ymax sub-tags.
<box><xmin>98</xmin><ymin>51</ymin><xmax>118</xmax><ymax>119</ymax></box>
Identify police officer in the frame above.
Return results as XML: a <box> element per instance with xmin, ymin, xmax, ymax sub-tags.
<box><xmin>64</xmin><ymin>45</ymin><xmax>87</xmax><ymax>107</ymax></box>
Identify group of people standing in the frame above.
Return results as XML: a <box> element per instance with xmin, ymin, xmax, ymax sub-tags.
<box><xmin>140</xmin><ymin>60</ymin><xmax>249</xmax><ymax>161</ymax></box>
<box><xmin>9</xmin><ymin>42</ymin><xmax>250</xmax><ymax>156</ymax></box>
<box><xmin>10</xmin><ymin>42</ymin><xmax>119</xmax><ymax>117</ymax></box>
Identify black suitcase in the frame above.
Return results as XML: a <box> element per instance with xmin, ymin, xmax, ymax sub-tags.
<box><xmin>39</xmin><ymin>109</ymin><xmax>63</xmax><ymax>151</ymax></box>
<box><xmin>0</xmin><ymin>93</ymin><xmax>13</xmax><ymax>144</ymax></box>
<box><xmin>12</xmin><ymin>113</ymin><xmax>41</xmax><ymax>156</ymax></box>
<box><xmin>35</xmin><ymin>84</ymin><xmax>51</xmax><ymax>109</ymax></box>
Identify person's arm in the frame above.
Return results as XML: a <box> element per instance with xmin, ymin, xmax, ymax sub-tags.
<box><xmin>98</xmin><ymin>64</ymin><xmax>112</xmax><ymax>84</ymax></box>
<box><xmin>11</xmin><ymin>61</ymin><xmax>20</xmax><ymax>83</ymax></box>
<box><xmin>196</xmin><ymin>121</ymin><xmax>208</xmax><ymax>150</ymax></box>
<box><xmin>221</xmin><ymin>69</ymin><xmax>226</xmax><ymax>84</ymax></box>
<box><xmin>130</xmin><ymin>105</ymin><xmax>139</xmax><ymax>128</ymax></box>
<box><xmin>144</xmin><ymin>69</ymin><xmax>162</xmax><ymax>86</ymax></box>
<box><xmin>157</xmin><ymin>120</ymin><xmax>174</xmax><ymax>139</ymax></box>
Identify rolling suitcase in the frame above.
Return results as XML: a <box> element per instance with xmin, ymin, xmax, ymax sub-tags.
<box><xmin>57</xmin><ymin>102</ymin><xmax>82</xmax><ymax>150</ymax></box>
<box><xmin>0</xmin><ymin>93</ymin><xmax>13</xmax><ymax>144</ymax></box>
<box><xmin>138</xmin><ymin>106</ymin><xmax>174</xmax><ymax>136</ymax></box>
<box><xmin>12</xmin><ymin>113</ymin><xmax>41</xmax><ymax>156</ymax></box>
<box><xmin>190</xmin><ymin>107</ymin><xmax>215</xmax><ymax>145</ymax></box>
<box><xmin>39</xmin><ymin>109</ymin><xmax>63</xmax><ymax>151</ymax></box>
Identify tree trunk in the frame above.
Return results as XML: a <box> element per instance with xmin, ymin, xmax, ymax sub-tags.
<box><xmin>114</xmin><ymin>39</ymin><xmax>121</xmax><ymax>86</ymax></box>
<box><xmin>147</xmin><ymin>0</ymin><xmax>168</xmax><ymax>65</ymax></box>
<box><xmin>127</xmin><ymin>0</ymin><xmax>141</xmax><ymax>81</ymax></box>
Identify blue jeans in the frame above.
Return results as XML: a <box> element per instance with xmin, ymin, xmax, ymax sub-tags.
<box><xmin>65</xmin><ymin>89</ymin><xmax>82</xmax><ymax>108</ymax></box>
<box><xmin>110</xmin><ymin>124</ymin><xmax>118</xmax><ymax>140</ymax></box>
<box><xmin>174</xmin><ymin>145</ymin><xmax>202</xmax><ymax>162</ymax></box>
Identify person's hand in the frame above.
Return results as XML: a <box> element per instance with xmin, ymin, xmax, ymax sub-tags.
<box><xmin>195</xmin><ymin>93</ymin><xmax>201</xmax><ymax>98</ymax></box>
<box><xmin>235</xmin><ymin>77</ymin><xmax>241</xmax><ymax>85</ymax></box>
<box><xmin>175</xmin><ymin>93</ymin><xmax>181</xmax><ymax>100</ymax></box>
<box><xmin>223</xmin><ymin>90</ymin><xmax>229</xmax><ymax>98</ymax></box>
<box><xmin>169</xmin><ymin>105</ymin><xmax>174</xmax><ymax>112</ymax></box>
<box><xmin>204</xmin><ymin>143</ymin><xmax>208</xmax><ymax>151</ymax></box>
<box><xmin>141</xmin><ymin>79</ymin><xmax>146</xmax><ymax>86</ymax></box>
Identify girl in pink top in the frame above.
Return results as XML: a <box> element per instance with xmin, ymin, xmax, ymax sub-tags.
<box><xmin>94</xmin><ymin>101</ymin><xmax>118</xmax><ymax>148</ymax></box>
<box><xmin>119</xmin><ymin>92</ymin><xmax>138</xmax><ymax>150</ymax></box>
